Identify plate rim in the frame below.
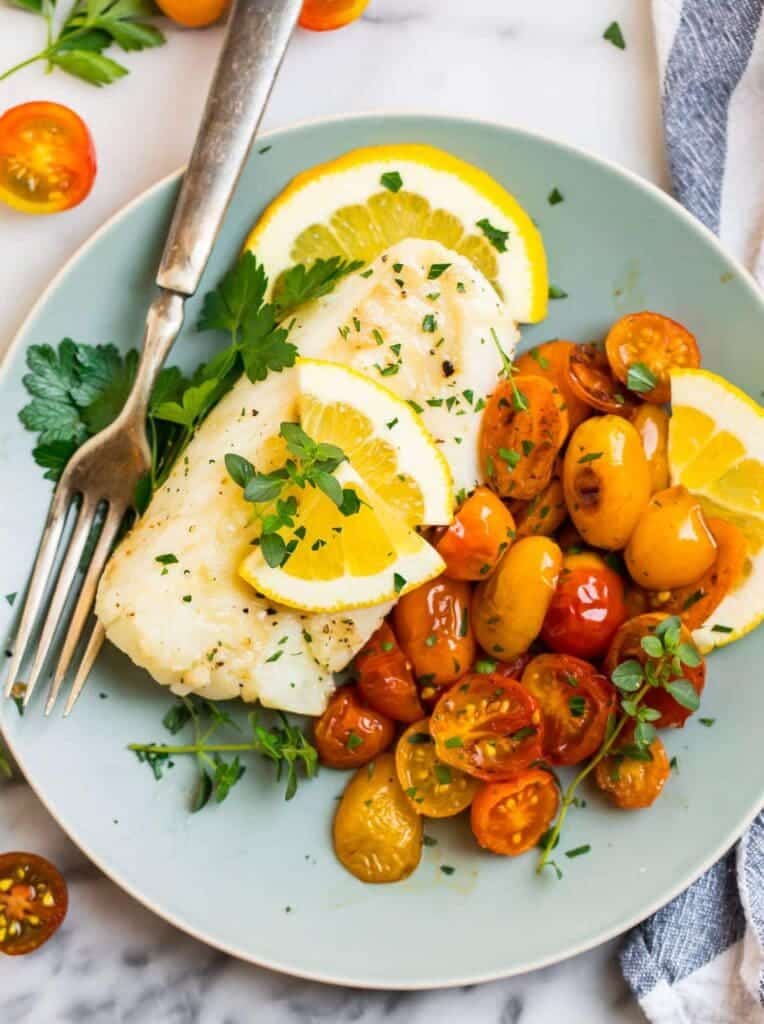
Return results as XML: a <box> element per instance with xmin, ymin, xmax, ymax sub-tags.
<box><xmin>3</xmin><ymin>110</ymin><xmax>764</xmax><ymax>990</ymax></box>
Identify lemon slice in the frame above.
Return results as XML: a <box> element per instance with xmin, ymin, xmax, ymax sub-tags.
<box><xmin>669</xmin><ymin>368</ymin><xmax>764</xmax><ymax>650</ymax></box>
<box><xmin>245</xmin><ymin>143</ymin><xmax>548</xmax><ymax>324</ymax></box>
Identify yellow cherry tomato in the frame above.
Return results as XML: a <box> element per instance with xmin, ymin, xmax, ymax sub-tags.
<box><xmin>156</xmin><ymin>0</ymin><xmax>228</xmax><ymax>27</ymax></box>
<box><xmin>563</xmin><ymin>415</ymin><xmax>650</xmax><ymax>550</ymax></box>
<box><xmin>333</xmin><ymin>753</ymin><xmax>422</xmax><ymax>884</ymax></box>
<box><xmin>472</xmin><ymin>536</ymin><xmax>563</xmax><ymax>658</ymax></box>
<box><xmin>395</xmin><ymin>719</ymin><xmax>480</xmax><ymax>818</ymax></box>
<box><xmin>512</xmin><ymin>478</ymin><xmax>567</xmax><ymax>538</ymax></box>
<box><xmin>625</xmin><ymin>485</ymin><xmax>717</xmax><ymax>590</ymax></box>
<box><xmin>631</xmin><ymin>404</ymin><xmax>670</xmax><ymax>493</ymax></box>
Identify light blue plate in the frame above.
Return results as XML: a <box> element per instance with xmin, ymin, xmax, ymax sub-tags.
<box><xmin>1</xmin><ymin>114</ymin><xmax>763</xmax><ymax>989</ymax></box>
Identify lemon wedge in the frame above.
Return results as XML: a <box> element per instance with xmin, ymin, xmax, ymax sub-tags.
<box><xmin>245</xmin><ymin>143</ymin><xmax>548</xmax><ymax>324</ymax></box>
<box><xmin>669</xmin><ymin>368</ymin><xmax>764</xmax><ymax>651</ymax></box>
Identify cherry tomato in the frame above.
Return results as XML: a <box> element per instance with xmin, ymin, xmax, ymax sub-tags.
<box><xmin>567</xmin><ymin>343</ymin><xmax>637</xmax><ymax>415</ymax></box>
<box><xmin>156</xmin><ymin>0</ymin><xmax>228</xmax><ymax>25</ymax></box>
<box><xmin>470</xmin><ymin>769</ymin><xmax>559</xmax><ymax>855</ymax></box>
<box><xmin>605</xmin><ymin>312</ymin><xmax>701</xmax><ymax>405</ymax></box>
<box><xmin>520</xmin><ymin>654</ymin><xmax>616</xmax><ymax>765</ymax></box>
<box><xmin>300</xmin><ymin>0</ymin><xmax>369</xmax><ymax>30</ymax></box>
<box><xmin>512</xmin><ymin>477</ymin><xmax>567</xmax><ymax>538</ymax></box>
<box><xmin>314</xmin><ymin>686</ymin><xmax>394</xmax><ymax>768</ymax></box>
<box><xmin>333</xmin><ymin>754</ymin><xmax>421</xmax><ymax>883</ymax></box>
<box><xmin>395</xmin><ymin>719</ymin><xmax>480</xmax><ymax>817</ymax></box>
<box><xmin>0</xmin><ymin>102</ymin><xmax>96</xmax><ymax>215</ymax></box>
<box><xmin>393</xmin><ymin>577</ymin><xmax>475</xmax><ymax>689</ymax></box>
<box><xmin>355</xmin><ymin>622</ymin><xmax>424</xmax><ymax>723</ymax></box>
<box><xmin>625</xmin><ymin>486</ymin><xmax>717</xmax><ymax>590</ymax></box>
<box><xmin>434</xmin><ymin>487</ymin><xmax>516</xmax><ymax>580</ymax></box>
<box><xmin>430</xmin><ymin>674</ymin><xmax>543</xmax><ymax>781</ymax></box>
<box><xmin>488</xmin><ymin>652</ymin><xmax>533</xmax><ymax>679</ymax></box>
<box><xmin>631</xmin><ymin>403</ymin><xmax>670</xmax><ymax>493</ymax></box>
<box><xmin>604</xmin><ymin>613</ymin><xmax>706</xmax><ymax>729</ymax></box>
<box><xmin>515</xmin><ymin>340</ymin><xmax>591</xmax><ymax>432</ymax></box>
<box><xmin>0</xmin><ymin>852</ymin><xmax>68</xmax><ymax>956</ymax></box>
<box><xmin>595</xmin><ymin>732</ymin><xmax>670</xmax><ymax>809</ymax></box>
<box><xmin>480</xmin><ymin>375</ymin><xmax>568</xmax><ymax>500</ymax></box>
<box><xmin>540</xmin><ymin>551</ymin><xmax>628</xmax><ymax>659</ymax></box>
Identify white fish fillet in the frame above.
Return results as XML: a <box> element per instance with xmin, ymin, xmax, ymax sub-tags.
<box><xmin>96</xmin><ymin>239</ymin><xmax>516</xmax><ymax>714</ymax></box>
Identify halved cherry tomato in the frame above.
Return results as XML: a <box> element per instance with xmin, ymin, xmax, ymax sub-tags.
<box><xmin>395</xmin><ymin>719</ymin><xmax>480</xmax><ymax>817</ymax></box>
<box><xmin>604</xmin><ymin>613</ymin><xmax>706</xmax><ymax>728</ymax></box>
<box><xmin>650</xmin><ymin>517</ymin><xmax>747</xmax><ymax>630</ymax></box>
<box><xmin>434</xmin><ymin>487</ymin><xmax>515</xmax><ymax>580</ymax></box>
<box><xmin>567</xmin><ymin>343</ymin><xmax>637</xmax><ymax>415</ymax></box>
<box><xmin>521</xmin><ymin>654</ymin><xmax>616</xmax><ymax>765</ymax></box>
<box><xmin>470</xmin><ymin>769</ymin><xmax>559</xmax><ymax>855</ymax></box>
<box><xmin>314</xmin><ymin>686</ymin><xmax>394</xmax><ymax>768</ymax></box>
<box><xmin>300</xmin><ymin>0</ymin><xmax>369</xmax><ymax>30</ymax></box>
<box><xmin>480</xmin><ymin>375</ymin><xmax>568</xmax><ymax>500</ymax></box>
<box><xmin>605</xmin><ymin>311</ymin><xmax>701</xmax><ymax>405</ymax></box>
<box><xmin>0</xmin><ymin>852</ymin><xmax>68</xmax><ymax>956</ymax></box>
<box><xmin>430</xmin><ymin>674</ymin><xmax>543</xmax><ymax>781</ymax></box>
<box><xmin>512</xmin><ymin>477</ymin><xmax>567</xmax><ymax>538</ymax></box>
<box><xmin>595</xmin><ymin>732</ymin><xmax>670</xmax><ymax>809</ymax></box>
<box><xmin>540</xmin><ymin>551</ymin><xmax>628</xmax><ymax>659</ymax></box>
<box><xmin>355</xmin><ymin>622</ymin><xmax>423</xmax><ymax>723</ymax></box>
<box><xmin>0</xmin><ymin>102</ymin><xmax>96</xmax><ymax>214</ymax></box>
<box><xmin>393</xmin><ymin>577</ymin><xmax>475</xmax><ymax>689</ymax></box>
<box><xmin>515</xmin><ymin>340</ymin><xmax>591</xmax><ymax>432</ymax></box>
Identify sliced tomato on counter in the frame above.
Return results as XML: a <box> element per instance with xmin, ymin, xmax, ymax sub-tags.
<box><xmin>594</xmin><ymin>732</ymin><xmax>670</xmax><ymax>809</ymax></box>
<box><xmin>567</xmin><ymin>342</ymin><xmax>637</xmax><ymax>416</ymax></box>
<box><xmin>540</xmin><ymin>551</ymin><xmax>628</xmax><ymax>660</ymax></box>
<box><xmin>470</xmin><ymin>769</ymin><xmax>559</xmax><ymax>855</ymax></box>
<box><xmin>355</xmin><ymin>621</ymin><xmax>424</xmax><ymax>723</ymax></box>
<box><xmin>0</xmin><ymin>102</ymin><xmax>96</xmax><ymax>214</ymax></box>
<box><xmin>605</xmin><ymin>311</ymin><xmax>700</xmax><ymax>405</ymax></box>
<box><xmin>395</xmin><ymin>719</ymin><xmax>480</xmax><ymax>817</ymax></box>
<box><xmin>0</xmin><ymin>852</ymin><xmax>68</xmax><ymax>956</ymax></box>
<box><xmin>314</xmin><ymin>686</ymin><xmax>394</xmax><ymax>768</ymax></box>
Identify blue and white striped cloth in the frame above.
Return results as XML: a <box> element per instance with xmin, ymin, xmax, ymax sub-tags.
<box><xmin>621</xmin><ymin>3</ymin><xmax>764</xmax><ymax>1021</ymax></box>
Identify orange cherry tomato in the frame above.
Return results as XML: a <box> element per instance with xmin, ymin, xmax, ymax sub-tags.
<box><xmin>156</xmin><ymin>0</ymin><xmax>228</xmax><ymax>25</ymax></box>
<box><xmin>470</xmin><ymin>769</ymin><xmax>559</xmax><ymax>855</ymax></box>
<box><xmin>355</xmin><ymin>621</ymin><xmax>424</xmax><ymax>724</ymax></box>
<box><xmin>434</xmin><ymin>487</ymin><xmax>516</xmax><ymax>580</ymax></box>
<box><xmin>480</xmin><ymin>375</ymin><xmax>568</xmax><ymax>500</ymax></box>
<box><xmin>0</xmin><ymin>102</ymin><xmax>96</xmax><ymax>215</ymax></box>
<box><xmin>393</xmin><ymin>577</ymin><xmax>475</xmax><ymax>689</ymax></box>
<box><xmin>604</xmin><ymin>613</ymin><xmax>706</xmax><ymax>729</ymax></box>
<box><xmin>605</xmin><ymin>312</ymin><xmax>701</xmax><ymax>405</ymax></box>
<box><xmin>515</xmin><ymin>340</ymin><xmax>591</xmax><ymax>432</ymax></box>
<box><xmin>520</xmin><ymin>654</ymin><xmax>616</xmax><ymax>766</ymax></box>
<box><xmin>430</xmin><ymin>674</ymin><xmax>543</xmax><ymax>781</ymax></box>
<box><xmin>395</xmin><ymin>719</ymin><xmax>480</xmax><ymax>818</ymax></box>
<box><xmin>314</xmin><ymin>686</ymin><xmax>394</xmax><ymax>768</ymax></box>
<box><xmin>0</xmin><ymin>852</ymin><xmax>68</xmax><ymax>956</ymax></box>
<box><xmin>567</xmin><ymin>343</ymin><xmax>638</xmax><ymax>416</ymax></box>
<box><xmin>512</xmin><ymin>477</ymin><xmax>567</xmax><ymax>539</ymax></box>
<box><xmin>299</xmin><ymin>0</ymin><xmax>369</xmax><ymax>31</ymax></box>
<box><xmin>540</xmin><ymin>551</ymin><xmax>628</xmax><ymax>660</ymax></box>
<box><xmin>595</xmin><ymin>732</ymin><xmax>670</xmax><ymax>809</ymax></box>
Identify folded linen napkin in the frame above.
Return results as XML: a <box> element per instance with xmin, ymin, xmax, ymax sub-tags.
<box><xmin>621</xmin><ymin>3</ymin><xmax>764</xmax><ymax>1021</ymax></box>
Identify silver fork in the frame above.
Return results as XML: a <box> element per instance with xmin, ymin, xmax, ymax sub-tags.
<box><xmin>4</xmin><ymin>0</ymin><xmax>302</xmax><ymax>716</ymax></box>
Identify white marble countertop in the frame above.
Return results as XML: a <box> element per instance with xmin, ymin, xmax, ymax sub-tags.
<box><xmin>0</xmin><ymin>1</ymin><xmax>666</xmax><ymax>1019</ymax></box>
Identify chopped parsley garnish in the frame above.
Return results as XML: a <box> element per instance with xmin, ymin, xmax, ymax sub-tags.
<box><xmin>475</xmin><ymin>659</ymin><xmax>497</xmax><ymax>674</ymax></box>
<box><xmin>476</xmin><ymin>217</ymin><xmax>509</xmax><ymax>252</ymax></box>
<box><xmin>434</xmin><ymin>764</ymin><xmax>452</xmax><ymax>785</ymax></box>
<box><xmin>393</xmin><ymin>572</ymin><xmax>406</xmax><ymax>594</ymax></box>
<box><xmin>711</xmin><ymin>624</ymin><xmax>733</xmax><ymax>634</ymax></box>
<box><xmin>548</xmin><ymin>284</ymin><xmax>568</xmax><ymax>300</ymax></box>
<box><xmin>407</xmin><ymin>731</ymin><xmax>432</xmax><ymax>745</ymax></box>
<box><xmin>422</xmin><ymin>314</ymin><xmax>437</xmax><ymax>333</ymax></box>
<box><xmin>427</xmin><ymin>263</ymin><xmax>451</xmax><ymax>280</ymax></box>
<box><xmin>440</xmin><ymin>865</ymin><xmax>455</xmax><ymax>875</ymax></box>
<box><xmin>548</xmin><ymin>187</ymin><xmax>564</xmax><ymax>205</ymax></box>
<box><xmin>603</xmin><ymin>20</ymin><xmax>626</xmax><ymax>49</ymax></box>
<box><xmin>699</xmin><ymin>718</ymin><xmax>716</xmax><ymax>727</ymax></box>
<box><xmin>565</xmin><ymin>844</ymin><xmax>591</xmax><ymax>859</ymax></box>
<box><xmin>155</xmin><ymin>553</ymin><xmax>178</xmax><ymax>565</ymax></box>
<box><xmin>499</xmin><ymin>447</ymin><xmax>521</xmax><ymax>468</ymax></box>
<box><xmin>626</xmin><ymin>362</ymin><xmax>657</xmax><ymax>394</ymax></box>
<box><xmin>444</xmin><ymin>736</ymin><xmax>463</xmax><ymax>748</ymax></box>
<box><xmin>346</xmin><ymin>732</ymin><xmax>363</xmax><ymax>750</ymax></box>
<box><xmin>578</xmin><ymin>451</ymin><xmax>603</xmax><ymax>463</ymax></box>
<box><xmin>4</xmin><ymin>593</ymin><xmax>17</xmax><ymax>606</ymax></box>
<box><xmin>380</xmin><ymin>170</ymin><xmax>403</xmax><ymax>192</ymax></box>
<box><xmin>569</xmin><ymin>695</ymin><xmax>586</xmax><ymax>718</ymax></box>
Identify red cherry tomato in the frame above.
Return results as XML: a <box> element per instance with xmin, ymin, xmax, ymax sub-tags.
<box><xmin>0</xmin><ymin>102</ymin><xmax>96</xmax><ymax>214</ymax></box>
<box><xmin>540</xmin><ymin>552</ymin><xmax>628</xmax><ymax>660</ymax></box>
<box><xmin>0</xmin><ymin>852</ymin><xmax>68</xmax><ymax>956</ymax></box>
<box><xmin>314</xmin><ymin>686</ymin><xmax>394</xmax><ymax>768</ymax></box>
<box><xmin>355</xmin><ymin>621</ymin><xmax>424</xmax><ymax>724</ymax></box>
<box><xmin>470</xmin><ymin>769</ymin><xmax>559</xmax><ymax>855</ymax></box>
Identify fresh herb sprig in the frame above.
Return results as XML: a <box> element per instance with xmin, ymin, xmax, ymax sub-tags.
<box><xmin>130</xmin><ymin>695</ymin><xmax>318</xmax><ymax>807</ymax></box>
<box><xmin>489</xmin><ymin>327</ymin><xmax>529</xmax><ymax>412</ymax></box>
<box><xmin>537</xmin><ymin>616</ymin><xmax>701</xmax><ymax>877</ymax></box>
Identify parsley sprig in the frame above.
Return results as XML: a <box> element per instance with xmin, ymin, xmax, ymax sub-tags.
<box><xmin>537</xmin><ymin>616</ymin><xmax>700</xmax><ymax>878</ymax></box>
<box><xmin>490</xmin><ymin>327</ymin><xmax>528</xmax><ymax>412</ymax></box>
<box><xmin>130</xmin><ymin>695</ymin><xmax>318</xmax><ymax>806</ymax></box>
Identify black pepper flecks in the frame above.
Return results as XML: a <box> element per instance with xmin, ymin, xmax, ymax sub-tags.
<box><xmin>442</xmin><ymin>360</ymin><xmax>455</xmax><ymax>378</ymax></box>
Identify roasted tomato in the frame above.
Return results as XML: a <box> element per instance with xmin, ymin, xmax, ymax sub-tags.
<box><xmin>470</xmin><ymin>769</ymin><xmax>559</xmax><ymax>855</ymax></box>
<box><xmin>563</xmin><ymin>415</ymin><xmax>651</xmax><ymax>550</ymax></box>
<box><xmin>0</xmin><ymin>852</ymin><xmax>68</xmax><ymax>956</ymax></box>
<box><xmin>395</xmin><ymin>719</ymin><xmax>480</xmax><ymax>817</ymax></box>
<box><xmin>631</xmin><ymin>403</ymin><xmax>670</xmax><ymax>493</ymax></box>
<box><xmin>649</xmin><ymin>517</ymin><xmax>747</xmax><ymax>630</ymax></box>
<box><xmin>567</xmin><ymin>342</ymin><xmax>637</xmax><ymax>415</ymax></box>
<box><xmin>0</xmin><ymin>102</ymin><xmax>96</xmax><ymax>214</ymax></box>
<box><xmin>314</xmin><ymin>686</ymin><xmax>394</xmax><ymax>768</ymax></box>
<box><xmin>515</xmin><ymin>340</ymin><xmax>591</xmax><ymax>432</ymax></box>
<box><xmin>434</xmin><ymin>487</ymin><xmax>516</xmax><ymax>580</ymax></box>
<box><xmin>333</xmin><ymin>753</ymin><xmax>422</xmax><ymax>883</ymax></box>
<box><xmin>300</xmin><ymin>0</ymin><xmax>369</xmax><ymax>30</ymax></box>
<box><xmin>512</xmin><ymin>478</ymin><xmax>567</xmax><ymax>538</ymax></box>
<box><xmin>540</xmin><ymin>551</ymin><xmax>628</xmax><ymax>659</ymax></box>
<box><xmin>604</xmin><ymin>613</ymin><xmax>706</xmax><ymax>728</ymax></box>
<box><xmin>430</xmin><ymin>674</ymin><xmax>543</xmax><ymax>781</ymax></box>
<box><xmin>520</xmin><ymin>654</ymin><xmax>616</xmax><ymax>765</ymax></box>
<box><xmin>393</xmin><ymin>577</ymin><xmax>475</xmax><ymax>688</ymax></box>
<box><xmin>605</xmin><ymin>311</ymin><xmax>701</xmax><ymax>405</ymax></box>
<box><xmin>355</xmin><ymin>622</ymin><xmax>423</xmax><ymax>723</ymax></box>
<box><xmin>489</xmin><ymin>652</ymin><xmax>534</xmax><ymax>679</ymax></box>
<box><xmin>155</xmin><ymin>0</ymin><xmax>228</xmax><ymax>25</ymax></box>
<box><xmin>595</xmin><ymin>733</ymin><xmax>670</xmax><ymax>809</ymax></box>
<box><xmin>625</xmin><ymin>486</ymin><xmax>717</xmax><ymax>590</ymax></box>
<box><xmin>480</xmin><ymin>375</ymin><xmax>568</xmax><ymax>500</ymax></box>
